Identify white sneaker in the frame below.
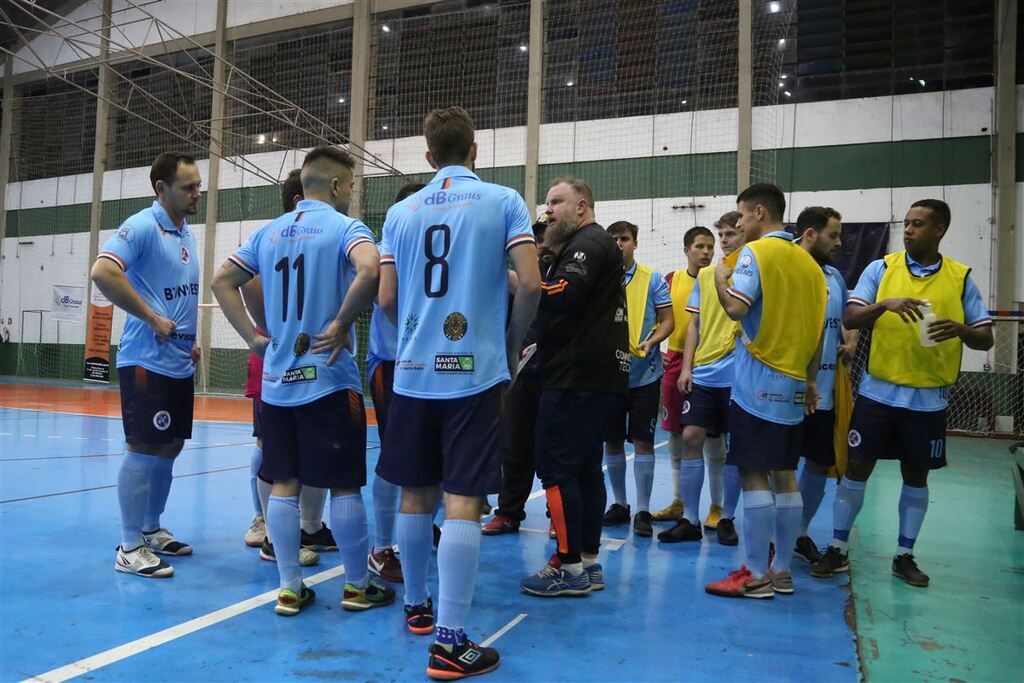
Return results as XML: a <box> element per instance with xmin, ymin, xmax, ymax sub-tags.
<box><xmin>143</xmin><ymin>528</ymin><xmax>193</xmax><ymax>556</ymax></box>
<box><xmin>245</xmin><ymin>515</ymin><xmax>266</xmax><ymax>547</ymax></box>
<box><xmin>115</xmin><ymin>544</ymin><xmax>174</xmax><ymax>578</ymax></box>
<box><xmin>259</xmin><ymin>538</ymin><xmax>320</xmax><ymax>567</ymax></box>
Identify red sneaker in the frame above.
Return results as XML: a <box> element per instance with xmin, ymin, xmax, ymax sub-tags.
<box><xmin>705</xmin><ymin>565</ymin><xmax>774</xmax><ymax>599</ymax></box>
<box><xmin>481</xmin><ymin>513</ymin><xmax>520</xmax><ymax>536</ymax></box>
<box><xmin>367</xmin><ymin>547</ymin><xmax>403</xmax><ymax>583</ymax></box>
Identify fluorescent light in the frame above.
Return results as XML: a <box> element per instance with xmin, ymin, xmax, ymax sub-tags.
<box><xmin>338</xmin><ymin>97</ymin><xmax>346</xmax><ymax>103</ymax></box>
<box><xmin>519</xmin><ymin>45</ymin><xmax>527</xmax><ymax>52</ymax></box>
<box><xmin>779</xmin><ymin>81</ymin><xmax>784</xmax><ymax>87</ymax></box>
<box><xmin>681</xmin><ymin>99</ymin><xmax>687</xmax><ymax>105</ymax></box>
<box><xmin>256</xmin><ymin>134</ymin><xmax>266</xmax><ymax>144</ymax></box>
<box><xmin>566</xmin><ymin>80</ymin><xmax>575</xmax><ymax>87</ymax></box>
<box><xmin>918</xmin><ymin>79</ymin><xmax>926</xmax><ymax>86</ymax></box>
<box><xmin>780</xmin><ymin>73</ymin><xmax>788</xmax><ymax>80</ymax></box>
<box><xmin>783</xmin><ymin>91</ymin><xmax>792</xmax><ymax>97</ymax></box>
<box><xmin>778</xmin><ymin>38</ymin><xmax>786</xmax><ymax>46</ymax></box>
<box><xmin>382</xmin><ymin>125</ymin><xmax>389</xmax><ymax>130</ymax></box>
<box><xmin>381</xmin><ymin>25</ymin><xmax>390</xmax><ymax>32</ymax></box>
<box><xmin>769</xmin><ymin>1</ymin><xmax>780</xmax><ymax>12</ymax></box>
<box><xmin>271</xmin><ymin>136</ymin><xmax>277</xmax><ymax>143</ymax></box>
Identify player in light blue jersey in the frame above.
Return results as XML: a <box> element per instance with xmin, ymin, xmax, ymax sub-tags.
<box><xmin>367</xmin><ymin>181</ymin><xmax>423</xmax><ymax>585</ymax></box>
<box><xmin>213</xmin><ymin>146</ymin><xmax>394</xmax><ymax>617</ymax></box>
<box><xmin>791</xmin><ymin>207</ymin><xmax>860</xmax><ymax>565</ymax></box>
<box><xmin>92</xmin><ymin>151</ymin><xmax>201</xmax><ymax>579</ymax></box>
<box><xmin>812</xmin><ymin>199</ymin><xmax>993</xmax><ymax>588</ymax></box>
<box><xmin>601</xmin><ymin>221</ymin><xmax>674</xmax><ymax>538</ymax></box>
<box><xmin>705</xmin><ymin>183</ymin><xmax>826</xmax><ymax>600</ymax></box>
<box><xmin>374</xmin><ymin>107</ymin><xmax>541</xmax><ymax>679</ymax></box>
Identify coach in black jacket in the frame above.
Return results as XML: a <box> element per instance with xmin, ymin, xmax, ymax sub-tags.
<box><xmin>521</xmin><ymin>177</ymin><xmax>629</xmax><ymax>598</ymax></box>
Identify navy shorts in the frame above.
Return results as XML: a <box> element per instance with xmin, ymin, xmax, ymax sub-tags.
<box><xmin>375</xmin><ymin>383</ymin><xmax>505</xmax><ymax>496</ymax></box>
<box><xmin>679</xmin><ymin>383</ymin><xmax>730</xmax><ymax>435</ymax></box>
<box><xmin>118</xmin><ymin>366</ymin><xmax>194</xmax><ymax>444</ymax></box>
<box><xmin>726</xmin><ymin>401</ymin><xmax>803</xmax><ymax>471</ymax></box>
<box><xmin>251</xmin><ymin>395</ymin><xmax>263</xmax><ymax>438</ymax></box>
<box><xmin>260</xmin><ymin>390</ymin><xmax>367</xmax><ymax>489</ymax></box>
<box><xmin>369</xmin><ymin>361</ymin><xmax>395</xmax><ymax>440</ymax></box>
<box><xmin>847</xmin><ymin>395</ymin><xmax>947</xmax><ymax>470</ymax></box>
<box><xmin>801</xmin><ymin>409</ymin><xmax>836</xmax><ymax>467</ymax></box>
<box><xmin>536</xmin><ymin>389</ymin><xmax>618</xmax><ymax>488</ymax></box>
<box><xmin>604</xmin><ymin>380</ymin><xmax>660</xmax><ymax>444</ymax></box>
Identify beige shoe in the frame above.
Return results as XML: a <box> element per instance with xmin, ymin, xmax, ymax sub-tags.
<box><xmin>704</xmin><ymin>503</ymin><xmax>722</xmax><ymax>530</ymax></box>
<box><xmin>651</xmin><ymin>499</ymin><xmax>684</xmax><ymax>522</ymax></box>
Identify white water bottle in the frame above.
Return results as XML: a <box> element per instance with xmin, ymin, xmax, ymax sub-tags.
<box><xmin>917</xmin><ymin>301</ymin><xmax>937</xmax><ymax>347</ymax></box>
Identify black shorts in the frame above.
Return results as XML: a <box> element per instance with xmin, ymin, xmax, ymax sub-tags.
<box><xmin>847</xmin><ymin>395</ymin><xmax>947</xmax><ymax>470</ymax></box>
<box><xmin>375</xmin><ymin>383</ymin><xmax>506</xmax><ymax>496</ymax></box>
<box><xmin>118</xmin><ymin>366</ymin><xmax>194</xmax><ymax>444</ymax></box>
<box><xmin>603</xmin><ymin>380</ymin><xmax>660</xmax><ymax>444</ymax></box>
<box><xmin>726</xmin><ymin>402</ymin><xmax>803</xmax><ymax>471</ymax></box>
<box><xmin>369</xmin><ymin>361</ymin><xmax>395</xmax><ymax>439</ymax></box>
<box><xmin>679</xmin><ymin>383</ymin><xmax>730</xmax><ymax>435</ymax></box>
<box><xmin>260</xmin><ymin>390</ymin><xmax>367</xmax><ymax>488</ymax></box>
<box><xmin>251</xmin><ymin>395</ymin><xmax>263</xmax><ymax>439</ymax></box>
<box><xmin>801</xmin><ymin>409</ymin><xmax>836</xmax><ymax>467</ymax></box>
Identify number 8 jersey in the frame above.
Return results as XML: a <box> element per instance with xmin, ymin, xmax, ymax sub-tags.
<box><xmin>230</xmin><ymin>199</ymin><xmax>376</xmax><ymax>407</ymax></box>
<box><xmin>380</xmin><ymin>166</ymin><xmax>535</xmax><ymax>399</ymax></box>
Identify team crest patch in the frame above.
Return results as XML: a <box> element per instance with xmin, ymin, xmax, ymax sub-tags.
<box><xmin>293</xmin><ymin>333</ymin><xmax>310</xmax><ymax>357</ymax></box>
<box><xmin>661</xmin><ymin>406</ymin><xmax>668</xmax><ymax>421</ymax></box>
<box><xmin>681</xmin><ymin>400</ymin><xmax>691</xmax><ymax>414</ymax></box>
<box><xmin>443</xmin><ymin>312</ymin><xmax>468</xmax><ymax>342</ymax></box>
<box><xmin>180</xmin><ymin>244</ymin><xmax>191</xmax><ymax>264</ymax></box>
<box><xmin>737</xmin><ymin>253</ymin><xmax>752</xmax><ymax>268</ymax></box>
<box><xmin>848</xmin><ymin>429</ymin><xmax>862</xmax><ymax>448</ymax></box>
<box><xmin>153</xmin><ymin>410</ymin><xmax>172</xmax><ymax>431</ymax></box>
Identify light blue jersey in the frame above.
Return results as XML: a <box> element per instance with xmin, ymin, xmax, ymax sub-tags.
<box><xmin>380</xmin><ymin>166</ymin><xmax>534</xmax><ymax>399</ymax></box>
<box><xmin>685</xmin><ymin>276</ymin><xmax>735</xmax><ymax>388</ymax></box>
<box><xmin>849</xmin><ymin>255</ymin><xmax>990</xmax><ymax>411</ymax></box>
<box><xmin>230</xmin><ymin>199</ymin><xmax>376</xmax><ymax>407</ymax></box>
<box><xmin>816</xmin><ymin>264</ymin><xmax>849</xmax><ymax>412</ymax></box>
<box><xmin>98</xmin><ymin>200</ymin><xmax>199</xmax><ymax>379</ymax></box>
<box><xmin>624</xmin><ymin>263</ymin><xmax>672</xmax><ymax>388</ymax></box>
<box><xmin>366</xmin><ymin>302</ymin><xmax>398</xmax><ymax>377</ymax></box>
<box><xmin>727</xmin><ymin>232</ymin><xmax>807</xmax><ymax>425</ymax></box>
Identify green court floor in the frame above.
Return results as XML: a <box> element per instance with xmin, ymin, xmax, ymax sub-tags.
<box><xmin>848</xmin><ymin>436</ymin><xmax>1024</xmax><ymax>682</ymax></box>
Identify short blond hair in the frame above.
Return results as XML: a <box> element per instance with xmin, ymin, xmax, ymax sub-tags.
<box><xmin>550</xmin><ymin>176</ymin><xmax>594</xmax><ymax>209</ymax></box>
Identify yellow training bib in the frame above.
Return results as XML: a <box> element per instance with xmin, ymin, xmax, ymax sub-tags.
<box><xmin>626</xmin><ymin>262</ymin><xmax>654</xmax><ymax>358</ymax></box>
<box><xmin>666</xmin><ymin>269</ymin><xmax>697</xmax><ymax>353</ymax></box>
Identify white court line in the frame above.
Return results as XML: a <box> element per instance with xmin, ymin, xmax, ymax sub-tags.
<box><xmin>23</xmin><ymin>565</ymin><xmax>348</xmax><ymax>683</ymax></box>
<box><xmin>23</xmin><ymin>434</ymin><xmax>36</xmax><ymax>437</ymax></box>
<box><xmin>0</xmin><ymin>432</ymin><xmax>12</xmax><ymax>436</ymax></box>
<box><xmin>480</xmin><ymin>613</ymin><xmax>528</xmax><ymax>647</ymax></box>
<box><xmin>47</xmin><ymin>436</ymin><xmax>62</xmax><ymax>439</ymax></box>
<box><xmin>525</xmin><ymin>440</ymin><xmax>668</xmax><ymax>502</ymax></box>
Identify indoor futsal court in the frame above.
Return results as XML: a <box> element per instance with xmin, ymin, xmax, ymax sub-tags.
<box><xmin>1</xmin><ymin>0</ymin><xmax>1023</xmax><ymax>682</ymax></box>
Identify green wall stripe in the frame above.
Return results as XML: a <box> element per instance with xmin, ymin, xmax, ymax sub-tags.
<box><xmin>4</xmin><ymin>136</ymin><xmax>997</xmax><ymax>238</ymax></box>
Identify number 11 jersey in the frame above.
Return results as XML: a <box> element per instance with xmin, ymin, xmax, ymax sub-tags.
<box><xmin>380</xmin><ymin>166</ymin><xmax>534</xmax><ymax>399</ymax></box>
<box><xmin>231</xmin><ymin>199</ymin><xmax>376</xmax><ymax>407</ymax></box>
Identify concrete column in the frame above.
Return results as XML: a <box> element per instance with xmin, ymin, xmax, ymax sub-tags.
<box><xmin>736</xmin><ymin>0</ymin><xmax>752</xmax><ymax>193</ymax></box>
<box><xmin>993</xmin><ymin>0</ymin><xmax>1018</xmax><ymax>309</ymax></box>
<box><xmin>198</xmin><ymin>0</ymin><xmax>229</xmax><ymax>391</ymax></box>
<box><xmin>524</xmin><ymin>0</ymin><xmax>543</xmax><ymax>213</ymax></box>
<box><xmin>0</xmin><ymin>54</ymin><xmax>14</xmax><ymax>265</ymax></box>
<box><xmin>85</xmin><ymin>0</ymin><xmax>113</xmax><ymax>303</ymax></box>
<box><xmin>348</xmin><ymin>0</ymin><xmax>372</xmax><ymax>220</ymax></box>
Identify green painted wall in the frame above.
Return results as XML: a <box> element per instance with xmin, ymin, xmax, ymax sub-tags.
<box><xmin>5</xmin><ymin>136</ymin><xmax>1005</xmax><ymax>240</ymax></box>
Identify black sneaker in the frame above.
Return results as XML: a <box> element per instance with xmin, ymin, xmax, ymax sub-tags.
<box><xmin>794</xmin><ymin>535</ymin><xmax>823</xmax><ymax>564</ymax></box>
<box><xmin>301</xmin><ymin>523</ymin><xmax>337</xmax><ymax>551</ymax></box>
<box><xmin>426</xmin><ymin>638</ymin><xmax>500</xmax><ymax>680</ymax></box>
<box><xmin>892</xmin><ymin>553</ymin><xmax>929</xmax><ymax>587</ymax></box>
<box><xmin>810</xmin><ymin>546</ymin><xmax>849</xmax><ymax>578</ymax></box>
<box><xmin>657</xmin><ymin>518</ymin><xmax>702</xmax><ymax>543</ymax></box>
<box><xmin>633</xmin><ymin>511</ymin><xmax>653</xmax><ymax>537</ymax></box>
<box><xmin>717</xmin><ymin>517</ymin><xmax>739</xmax><ymax>546</ymax></box>
<box><xmin>432</xmin><ymin>524</ymin><xmax>442</xmax><ymax>549</ymax></box>
<box><xmin>405</xmin><ymin>597</ymin><xmax>435</xmax><ymax>635</ymax></box>
<box><xmin>602</xmin><ymin>503</ymin><xmax>631</xmax><ymax>526</ymax></box>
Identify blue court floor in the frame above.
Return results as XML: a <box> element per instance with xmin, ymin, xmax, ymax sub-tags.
<box><xmin>0</xmin><ymin>402</ymin><xmax>872</xmax><ymax>682</ymax></box>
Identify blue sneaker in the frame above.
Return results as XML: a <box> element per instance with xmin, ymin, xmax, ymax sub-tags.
<box><xmin>521</xmin><ymin>563</ymin><xmax>592</xmax><ymax>597</ymax></box>
<box><xmin>585</xmin><ymin>563</ymin><xmax>604</xmax><ymax>591</ymax></box>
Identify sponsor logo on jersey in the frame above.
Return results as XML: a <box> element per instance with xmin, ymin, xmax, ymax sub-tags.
<box><xmin>434</xmin><ymin>354</ymin><xmax>474</xmax><ymax>373</ymax></box>
<box><xmin>614</xmin><ymin>307</ymin><xmax>625</xmax><ymax>323</ymax></box>
<box><xmin>402</xmin><ymin>314</ymin><xmax>420</xmax><ymax>343</ymax></box>
<box><xmin>424</xmin><ymin>191</ymin><xmax>482</xmax><ymax>205</ymax></box>
<box><xmin>116</xmin><ymin>225</ymin><xmax>131</xmax><ymax>241</ymax></box>
<box><xmin>180</xmin><ymin>244</ymin><xmax>191</xmax><ymax>264</ymax></box>
<box><xmin>443</xmin><ymin>312</ymin><xmax>468</xmax><ymax>341</ymax></box>
<box><xmin>153</xmin><ymin>410</ymin><xmax>172</xmax><ymax>431</ymax></box>
<box><xmin>573</xmin><ymin>251</ymin><xmax>586</xmax><ymax>262</ymax></box>
<box><xmin>163</xmin><ymin>283</ymin><xmax>200</xmax><ymax>301</ymax></box>
<box><xmin>293</xmin><ymin>333</ymin><xmax>311</xmax><ymax>357</ymax></box>
<box><xmin>794</xmin><ymin>391</ymin><xmax>806</xmax><ymax>405</ymax></box>
<box><xmin>282</xmin><ymin>366</ymin><xmax>317</xmax><ymax>384</ymax></box>
<box><xmin>848</xmin><ymin>429</ymin><xmax>862</xmax><ymax>448</ymax></box>
<box><xmin>738</xmin><ymin>253</ymin><xmax>752</xmax><ymax>268</ymax></box>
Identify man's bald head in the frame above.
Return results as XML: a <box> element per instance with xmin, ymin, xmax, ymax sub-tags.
<box><xmin>301</xmin><ymin>146</ymin><xmax>356</xmax><ymax>213</ymax></box>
